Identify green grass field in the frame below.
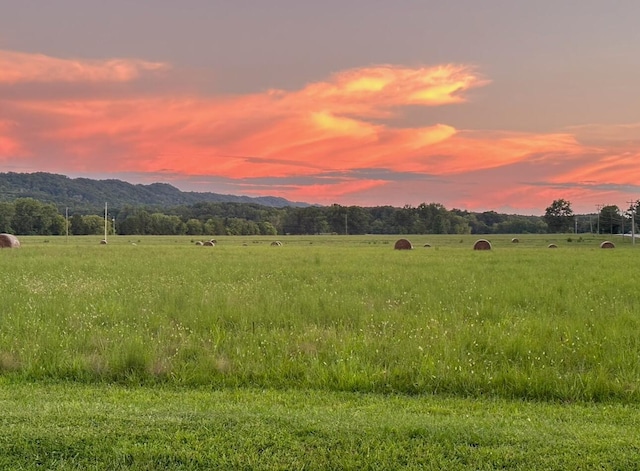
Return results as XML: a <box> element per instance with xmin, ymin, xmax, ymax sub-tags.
<box><xmin>1</xmin><ymin>234</ymin><xmax>639</xmax><ymax>469</ymax></box>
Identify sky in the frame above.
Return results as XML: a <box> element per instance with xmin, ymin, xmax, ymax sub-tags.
<box><xmin>1</xmin><ymin>1</ymin><xmax>640</xmax><ymax>214</ymax></box>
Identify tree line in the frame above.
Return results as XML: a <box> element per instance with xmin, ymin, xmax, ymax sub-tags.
<box><xmin>543</xmin><ymin>198</ymin><xmax>640</xmax><ymax>234</ymax></box>
<box><xmin>1</xmin><ymin>197</ymin><xmax>638</xmax><ymax>237</ymax></box>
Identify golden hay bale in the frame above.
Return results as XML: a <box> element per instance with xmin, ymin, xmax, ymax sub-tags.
<box><xmin>0</xmin><ymin>233</ymin><xmax>20</xmax><ymax>248</ymax></box>
<box><xmin>203</xmin><ymin>241</ymin><xmax>215</xmax><ymax>246</ymax></box>
<box><xmin>100</xmin><ymin>239</ymin><xmax>107</xmax><ymax>245</ymax></box>
<box><xmin>548</xmin><ymin>244</ymin><xmax>558</xmax><ymax>249</ymax></box>
<box><xmin>511</xmin><ymin>238</ymin><xmax>519</xmax><ymax>243</ymax></box>
<box><xmin>423</xmin><ymin>243</ymin><xmax>431</xmax><ymax>248</ymax></box>
<box><xmin>210</xmin><ymin>239</ymin><xmax>217</xmax><ymax>244</ymax></box>
<box><xmin>473</xmin><ymin>239</ymin><xmax>492</xmax><ymax>250</ymax></box>
<box><xmin>600</xmin><ymin>241</ymin><xmax>615</xmax><ymax>249</ymax></box>
<box><xmin>270</xmin><ymin>241</ymin><xmax>282</xmax><ymax>246</ymax></box>
<box><xmin>394</xmin><ymin>238</ymin><xmax>413</xmax><ymax>250</ymax></box>
<box><xmin>195</xmin><ymin>241</ymin><xmax>204</xmax><ymax>246</ymax></box>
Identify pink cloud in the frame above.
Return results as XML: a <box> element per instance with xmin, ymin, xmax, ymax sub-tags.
<box><xmin>256</xmin><ymin>179</ymin><xmax>389</xmax><ymax>204</ymax></box>
<box><xmin>0</xmin><ymin>49</ymin><xmax>169</xmax><ymax>84</ymax></box>
<box><xmin>0</xmin><ymin>120</ymin><xmax>27</xmax><ymax>157</ymax></box>
<box><xmin>4</xmin><ymin>61</ymin><xmax>483</xmax><ymax>178</ymax></box>
<box><xmin>552</xmin><ymin>151</ymin><xmax>640</xmax><ymax>186</ymax></box>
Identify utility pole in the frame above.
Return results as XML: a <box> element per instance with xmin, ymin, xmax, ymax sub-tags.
<box><xmin>627</xmin><ymin>200</ymin><xmax>636</xmax><ymax>245</ymax></box>
<box><xmin>596</xmin><ymin>204</ymin><xmax>603</xmax><ymax>235</ymax></box>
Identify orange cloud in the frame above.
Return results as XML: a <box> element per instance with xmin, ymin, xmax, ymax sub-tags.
<box><xmin>0</xmin><ymin>49</ymin><xmax>168</xmax><ymax>84</ymax></box>
<box><xmin>294</xmin><ymin>64</ymin><xmax>488</xmax><ymax>115</ymax></box>
<box><xmin>7</xmin><ymin>61</ymin><xmax>483</xmax><ymax>178</ymax></box>
<box><xmin>3</xmin><ymin>49</ymin><xmax>640</xmax><ymax>213</ymax></box>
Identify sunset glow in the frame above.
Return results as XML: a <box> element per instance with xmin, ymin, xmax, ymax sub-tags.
<box><xmin>2</xmin><ymin>1</ymin><xmax>640</xmax><ymax>214</ymax></box>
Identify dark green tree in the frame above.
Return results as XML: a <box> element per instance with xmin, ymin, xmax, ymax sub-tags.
<box><xmin>204</xmin><ymin>218</ymin><xmax>225</xmax><ymax>235</ymax></box>
<box><xmin>258</xmin><ymin>221</ymin><xmax>277</xmax><ymax>235</ymax></box>
<box><xmin>599</xmin><ymin>205</ymin><xmax>622</xmax><ymax>234</ymax></box>
<box><xmin>83</xmin><ymin>215</ymin><xmax>108</xmax><ymax>235</ymax></box>
<box><xmin>624</xmin><ymin>201</ymin><xmax>640</xmax><ymax>235</ymax></box>
<box><xmin>70</xmin><ymin>214</ymin><xmax>88</xmax><ymax>235</ymax></box>
<box><xmin>345</xmin><ymin>206</ymin><xmax>371</xmax><ymax>234</ymax></box>
<box><xmin>495</xmin><ymin>216</ymin><xmax>547</xmax><ymax>234</ymax></box>
<box><xmin>393</xmin><ymin>205</ymin><xmax>418</xmax><ymax>234</ymax></box>
<box><xmin>368</xmin><ymin>206</ymin><xmax>396</xmax><ymax>234</ymax></box>
<box><xmin>11</xmin><ymin>198</ymin><xmax>65</xmax><ymax>235</ymax></box>
<box><xmin>327</xmin><ymin>204</ymin><xmax>347</xmax><ymax>234</ymax></box>
<box><xmin>118</xmin><ymin>209</ymin><xmax>151</xmax><ymax>235</ymax></box>
<box><xmin>282</xmin><ymin>207</ymin><xmax>329</xmax><ymax>234</ymax></box>
<box><xmin>544</xmin><ymin>199</ymin><xmax>574</xmax><ymax>233</ymax></box>
<box><xmin>185</xmin><ymin>218</ymin><xmax>204</xmax><ymax>236</ymax></box>
<box><xmin>0</xmin><ymin>202</ymin><xmax>15</xmax><ymax>233</ymax></box>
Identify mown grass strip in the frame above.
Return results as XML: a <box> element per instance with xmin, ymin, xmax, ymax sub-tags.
<box><xmin>1</xmin><ymin>382</ymin><xmax>639</xmax><ymax>470</ymax></box>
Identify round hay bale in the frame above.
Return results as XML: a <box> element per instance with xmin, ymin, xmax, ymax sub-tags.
<box><xmin>195</xmin><ymin>241</ymin><xmax>204</xmax><ymax>246</ymax></box>
<box><xmin>548</xmin><ymin>244</ymin><xmax>558</xmax><ymax>249</ymax></box>
<box><xmin>270</xmin><ymin>241</ymin><xmax>282</xmax><ymax>246</ymax></box>
<box><xmin>511</xmin><ymin>238</ymin><xmax>519</xmax><ymax>243</ymax></box>
<box><xmin>203</xmin><ymin>241</ymin><xmax>215</xmax><ymax>246</ymax></box>
<box><xmin>394</xmin><ymin>238</ymin><xmax>413</xmax><ymax>250</ymax></box>
<box><xmin>600</xmin><ymin>241</ymin><xmax>615</xmax><ymax>249</ymax></box>
<box><xmin>473</xmin><ymin>239</ymin><xmax>492</xmax><ymax>250</ymax></box>
<box><xmin>100</xmin><ymin>239</ymin><xmax>107</xmax><ymax>245</ymax></box>
<box><xmin>210</xmin><ymin>239</ymin><xmax>217</xmax><ymax>244</ymax></box>
<box><xmin>423</xmin><ymin>243</ymin><xmax>431</xmax><ymax>248</ymax></box>
<box><xmin>0</xmin><ymin>233</ymin><xmax>20</xmax><ymax>248</ymax></box>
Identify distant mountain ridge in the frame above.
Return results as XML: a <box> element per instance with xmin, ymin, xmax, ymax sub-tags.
<box><xmin>0</xmin><ymin>172</ymin><xmax>309</xmax><ymax>211</ymax></box>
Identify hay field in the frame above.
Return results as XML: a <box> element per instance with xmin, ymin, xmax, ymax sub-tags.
<box><xmin>2</xmin><ymin>233</ymin><xmax>638</xmax><ymax>402</ymax></box>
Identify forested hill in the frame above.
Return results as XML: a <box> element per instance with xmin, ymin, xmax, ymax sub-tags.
<box><xmin>0</xmin><ymin>172</ymin><xmax>307</xmax><ymax>211</ymax></box>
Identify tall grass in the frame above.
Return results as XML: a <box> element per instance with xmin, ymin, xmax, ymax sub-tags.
<box><xmin>1</xmin><ymin>234</ymin><xmax>639</xmax><ymax>401</ymax></box>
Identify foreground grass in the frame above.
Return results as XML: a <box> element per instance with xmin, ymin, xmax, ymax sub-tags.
<box><xmin>2</xmin><ymin>235</ymin><xmax>640</xmax><ymax>468</ymax></box>
<box><xmin>1</xmin><ymin>382</ymin><xmax>639</xmax><ymax>470</ymax></box>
